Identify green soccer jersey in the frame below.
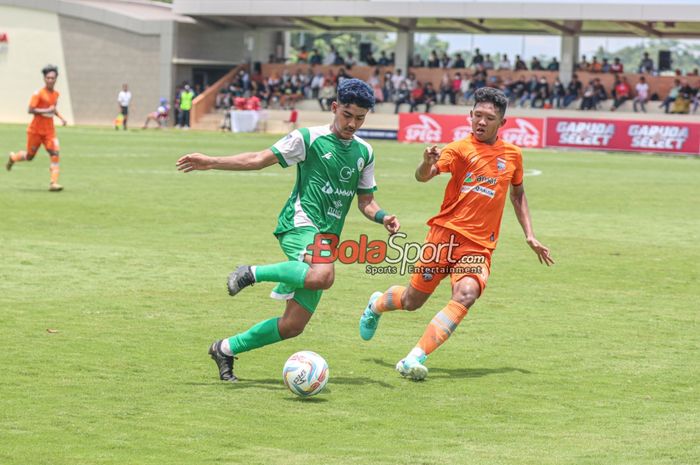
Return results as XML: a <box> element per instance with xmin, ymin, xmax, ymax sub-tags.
<box><xmin>270</xmin><ymin>125</ymin><xmax>377</xmax><ymax>237</ymax></box>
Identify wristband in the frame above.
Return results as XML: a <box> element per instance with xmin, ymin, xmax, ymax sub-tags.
<box><xmin>374</xmin><ymin>209</ymin><xmax>387</xmax><ymax>224</ymax></box>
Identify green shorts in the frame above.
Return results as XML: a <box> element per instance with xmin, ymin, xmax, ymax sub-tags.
<box><xmin>271</xmin><ymin>226</ymin><xmax>324</xmax><ymax>313</ymax></box>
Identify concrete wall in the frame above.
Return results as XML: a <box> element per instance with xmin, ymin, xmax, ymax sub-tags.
<box><xmin>0</xmin><ymin>5</ymin><xmax>74</xmax><ymax>124</ymax></box>
<box><xmin>59</xmin><ymin>16</ymin><xmax>161</xmax><ymax>125</ymax></box>
<box><xmin>175</xmin><ymin>22</ymin><xmax>247</xmax><ymax>63</ymax></box>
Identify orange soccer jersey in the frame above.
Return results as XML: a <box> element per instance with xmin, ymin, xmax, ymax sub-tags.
<box><xmin>27</xmin><ymin>88</ymin><xmax>60</xmax><ymax>135</ymax></box>
<box><xmin>428</xmin><ymin>134</ymin><xmax>524</xmax><ymax>250</ymax></box>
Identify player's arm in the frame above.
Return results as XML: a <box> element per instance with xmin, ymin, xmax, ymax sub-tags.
<box><xmin>176</xmin><ymin>149</ymin><xmax>278</xmax><ymax>172</ymax></box>
<box><xmin>415</xmin><ymin>145</ymin><xmax>441</xmax><ymax>182</ymax></box>
<box><xmin>357</xmin><ymin>193</ymin><xmax>400</xmax><ymax>234</ymax></box>
<box><xmin>28</xmin><ymin>105</ymin><xmax>55</xmax><ymax>116</ymax></box>
<box><xmin>53</xmin><ymin>108</ymin><xmax>67</xmax><ymax>126</ymax></box>
<box><xmin>509</xmin><ymin>183</ymin><xmax>554</xmax><ymax>266</ymax></box>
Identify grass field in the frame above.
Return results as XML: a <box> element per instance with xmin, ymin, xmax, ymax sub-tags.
<box><xmin>1</xmin><ymin>124</ymin><xmax>698</xmax><ymax>465</ymax></box>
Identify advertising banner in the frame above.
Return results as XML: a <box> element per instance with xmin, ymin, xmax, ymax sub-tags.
<box><xmin>398</xmin><ymin>113</ymin><xmax>544</xmax><ymax>148</ymax></box>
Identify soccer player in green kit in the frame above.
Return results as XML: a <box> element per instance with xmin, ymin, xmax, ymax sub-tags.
<box><xmin>176</xmin><ymin>79</ymin><xmax>400</xmax><ymax>382</ymax></box>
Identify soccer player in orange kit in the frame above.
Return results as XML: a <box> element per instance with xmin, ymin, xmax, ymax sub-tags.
<box><xmin>359</xmin><ymin>87</ymin><xmax>554</xmax><ymax>380</ymax></box>
<box><xmin>6</xmin><ymin>65</ymin><xmax>68</xmax><ymax>191</ymax></box>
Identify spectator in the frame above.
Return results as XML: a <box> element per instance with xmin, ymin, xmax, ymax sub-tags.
<box><xmin>580</xmin><ymin>80</ymin><xmax>597</xmax><ymax>110</ymax></box>
<box><xmin>483</xmin><ymin>54</ymin><xmax>495</xmax><ymax>70</ymax></box>
<box><xmin>530</xmin><ymin>57</ymin><xmax>544</xmax><ymax>71</ymax></box>
<box><xmin>453</xmin><ymin>53</ymin><xmax>466</xmax><ymax>68</ymax></box>
<box><xmin>394</xmin><ymin>81</ymin><xmax>411</xmax><ymax>113</ymax></box>
<box><xmin>638</xmin><ymin>52</ymin><xmax>654</xmax><ymax>74</ymax></box>
<box><xmin>317</xmin><ymin>82</ymin><xmax>335</xmax><ymax>111</ymax></box>
<box><xmin>471</xmin><ymin>48</ymin><xmax>484</xmax><ymax>67</ymax></box>
<box><xmin>439</xmin><ymin>72</ymin><xmax>452</xmax><ymax>104</ymax></box>
<box><xmin>610</xmin><ymin>57</ymin><xmax>624</xmax><ymax>74</ymax></box>
<box><xmin>427</xmin><ymin>50</ymin><xmax>440</xmax><ymax>68</ymax></box>
<box><xmin>547</xmin><ymin>57</ymin><xmax>560</xmax><ymax>71</ymax></box>
<box><xmin>601</xmin><ymin>58</ymin><xmax>611</xmax><ymax>73</ymax></box>
<box><xmin>591</xmin><ymin>57</ymin><xmax>602</xmax><ymax>73</ymax></box>
<box><xmin>531</xmin><ymin>77</ymin><xmax>550</xmax><ymax>108</ymax></box>
<box><xmin>344</xmin><ymin>52</ymin><xmax>357</xmax><ymax>68</ymax></box>
<box><xmin>633</xmin><ymin>76</ymin><xmax>649</xmax><ymax>113</ymax></box>
<box><xmin>366</xmin><ymin>52</ymin><xmax>377</xmax><ymax>66</ymax></box>
<box><xmin>422</xmin><ymin>82</ymin><xmax>437</xmax><ymax>113</ymax></box>
<box><xmin>514</xmin><ymin>55</ymin><xmax>528</xmax><ymax>71</ymax></box>
<box><xmin>440</xmin><ymin>52</ymin><xmax>451</xmax><ymax>68</ymax></box>
<box><xmin>593</xmin><ymin>78</ymin><xmax>608</xmax><ymax>108</ymax></box>
<box><xmin>382</xmin><ymin>70</ymin><xmax>394</xmax><ymax>102</ymax></box>
<box><xmin>510</xmin><ymin>76</ymin><xmax>528</xmax><ymax>105</ymax></box>
<box><xmin>498</xmin><ymin>54</ymin><xmax>512</xmax><ymax>71</ymax></box>
<box><xmin>610</xmin><ymin>76</ymin><xmax>631</xmax><ymax>111</ymax></box>
<box><xmin>411</xmin><ymin>53</ymin><xmax>425</xmax><ymax>68</ymax></box>
<box><xmin>378</xmin><ymin>51</ymin><xmax>390</xmax><ymax>66</ymax></box>
<box><xmin>459</xmin><ymin>73</ymin><xmax>471</xmax><ymax>104</ymax></box>
<box><xmin>465</xmin><ymin>72</ymin><xmax>486</xmax><ymax>103</ymax></box>
<box><xmin>297</xmin><ymin>45</ymin><xmax>308</xmax><ymax>63</ymax></box>
<box><xmin>550</xmin><ymin>77</ymin><xmax>565</xmax><ymax>108</ymax></box>
<box><xmin>309</xmin><ymin>48</ymin><xmax>322</xmax><ymax>65</ymax></box>
<box><xmin>563</xmin><ymin>74</ymin><xmax>582</xmax><ymax>108</ymax></box>
<box><xmin>660</xmin><ymin>79</ymin><xmax>681</xmax><ymax>113</ymax></box>
<box><xmin>452</xmin><ymin>72</ymin><xmax>464</xmax><ymax>104</ymax></box>
<box><xmin>389</xmin><ymin>52</ymin><xmax>395</xmax><ymax>65</ymax></box>
<box><xmin>310</xmin><ymin>70</ymin><xmax>324</xmax><ymax>99</ymax></box>
<box><xmin>391</xmin><ymin>69</ymin><xmax>405</xmax><ymax>94</ymax></box>
<box><xmin>323</xmin><ymin>45</ymin><xmax>337</xmax><ymax>66</ymax></box>
<box><xmin>408</xmin><ymin>81</ymin><xmax>424</xmax><ymax>112</ymax></box>
<box><xmin>404</xmin><ymin>72</ymin><xmax>417</xmax><ymax>91</ymax></box>
<box><xmin>577</xmin><ymin>55</ymin><xmax>591</xmax><ymax>71</ymax></box>
<box><xmin>671</xmin><ymin>79</ymin><xmax>693</xmax><ymax>114</ymax></box>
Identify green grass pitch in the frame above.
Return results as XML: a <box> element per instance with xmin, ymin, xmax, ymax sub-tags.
<box><xmin>0</xmin><ymin>124</ymin><xmax>698</xmax><ymax>465</ymax></box>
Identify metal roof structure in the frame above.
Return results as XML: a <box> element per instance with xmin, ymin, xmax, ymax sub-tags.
<box><xmin>173</xmin><ymin>0</ymin><xmax>700</xmax><ymax>37</ymax></box>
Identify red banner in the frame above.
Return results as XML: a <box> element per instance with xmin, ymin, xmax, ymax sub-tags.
<box><xmin>398</xmin><ymin>113</ymin><xmax>544</xmax><ymax>148</ymax></box>
<box><xmin>546</xmin><ymin>117</ymin><xmax>700</xmax><ymax>155</ymax></box>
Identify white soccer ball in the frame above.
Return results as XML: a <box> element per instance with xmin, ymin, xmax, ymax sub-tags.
<box><xmin>282</xmin><ymin>351</ymin><xmax>329</xmax><ymax>397</ymax></box>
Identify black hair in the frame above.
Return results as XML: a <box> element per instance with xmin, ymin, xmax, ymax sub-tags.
<box><xmin>337</xmin><ymin>78</ymin><xmax>375</xmax><ymax>109</ymax></box>
<box><xmin>473</xmin><ymin>87</ymin><xmax>508</xmax><ymax>119</ymax></box>
<box><xmin>42</xmin><ymin>64</ymin><xmax>58</xmax><ymax>76</ymax></box>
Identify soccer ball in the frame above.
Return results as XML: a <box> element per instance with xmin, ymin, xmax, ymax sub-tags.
<box><xmin>282</xmin><ymin>351</ymin><xmax>329</xmax><ymax>397</ymax></box>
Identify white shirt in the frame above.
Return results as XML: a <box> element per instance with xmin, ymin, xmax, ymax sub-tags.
<box><xmin>635</xmin><ymin>82</ymin><xmax>649</xmax><ymax>99</ymax></box>
<box><xmin>118</xmin><ymin>90</ymin><xmax>132</xmax><ymax>107</ymax></box>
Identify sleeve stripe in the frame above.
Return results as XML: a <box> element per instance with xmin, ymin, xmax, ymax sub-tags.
<box><xmin>357</xmin><ymin>186</ymin><xmax>377</xmax><ymax>194</ymax></box>
<box><xmin>270</xmin><ymin>146</ymin><xmax>288</xmax><ymax>168</ymax></box>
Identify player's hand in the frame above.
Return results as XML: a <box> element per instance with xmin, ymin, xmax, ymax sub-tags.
<box><xmin>526</xmin><ymin>237</ymin><xmax>554</xmax><ymax>266</ymax></box>
<box><xmin>60</xmin><ymin>118</ymin><xmax>67</xmax><ymax>127</ymax></box>
<box><xmin>176</xmin><ymin>153</ymin><xmax>214</xmax><ymax>172</ymax></box>
<box><xmin>423</xmin><ymin>145</ymin><xmax>440</xmax><ymax>165</ymax></box>
<box><xmin>383</xmin><ymin>214</ymin><xmax>400</xmax><ymax>235</ymax></box>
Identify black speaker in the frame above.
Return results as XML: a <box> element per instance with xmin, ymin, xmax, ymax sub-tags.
<box><xmin>359</xmin><ymin>43</ymin><xmax>372</xmax><ymax>62</ymax></box>
<box><xmin>658</xmin><ymin>50</ymin><xmax>672</xmax><ymax>71</ymax></box>
<box><xmin>253</xmin><ymin>61</ymin><xmax>262</xmax><ymax>74</ymax></box>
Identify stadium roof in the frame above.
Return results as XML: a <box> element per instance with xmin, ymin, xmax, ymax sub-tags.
<box><xmin>173</xmin><ymin>0</ymin><xmax>700</xmax><ymax>37</ymax></box>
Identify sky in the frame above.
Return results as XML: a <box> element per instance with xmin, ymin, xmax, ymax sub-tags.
<box><xmin>413</xmin><ymin>34</ymin><xmax>700</xmax><ymax>60</ymax></box>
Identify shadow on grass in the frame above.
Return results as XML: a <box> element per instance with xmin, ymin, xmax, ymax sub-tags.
<box><xmin>366</xmin><ymin>358</ymin><xmax>532</xmax><ymax>379</ymax></box>
<box><xmin>187</xmin><ymin>375</ymin><xmax>394</xmax><ymax>390</ymax></box>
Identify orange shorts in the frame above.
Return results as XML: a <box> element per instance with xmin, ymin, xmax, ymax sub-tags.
<box><xmin>27</xmin><ymin>132</ymin><xmax>60</xmax><ymax>156</ymax></box>
<box><xmin>410</xmin><ymin>225</ymin><xmax>492</xmax><ymax>295</ymax></box>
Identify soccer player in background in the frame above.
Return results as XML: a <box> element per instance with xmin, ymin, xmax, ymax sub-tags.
<box><xmin>6</xmin><ymin>65</ymin><xmax>67</xmax><ymax>191</ymax></box>
<box><xmin>117</xmin><ymin>83</ymin><xmax>132</xmax><ymax>130</ymax></box>
<box><xmin>176</xmin><ymin>79</ymin><xmax>400</xmax><ymax>382</ymax></box>
<box><xmin>359</xmin><ymin>87</ymin><xmax>554</xmax><ymax>380</ymax></box>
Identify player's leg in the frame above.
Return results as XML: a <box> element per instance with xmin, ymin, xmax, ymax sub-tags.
<box><xmin>227</xmin><ymin>228</ymin><xmax>335</xmax><ymax>296</ymax></box>
<box><xmin>46</xmin><ymin>135</ymin><xmax>62</xmax><ymax>191</ymax></box>
<box><xmin>359</xmin><ymin>284</ymin><xmax>432</xmax><ymax>341</ymax></box>
<box><xmin>7</xmin><ymin>133</ymin><xmax>41</xmax><ymax>171</ymax></box>
<box><xmin>208</xmin><ymin>289</ymin><xmax>319</xmax><ymax>382</ymax></box>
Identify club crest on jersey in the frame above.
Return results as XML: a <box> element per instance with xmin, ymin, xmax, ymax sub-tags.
<box><xmin>422</xmin><ymin>272</ymin><xmax>433</xmax><ymax>282</ymax></box>
<box><xmin>339</xmin><ymin>166</ymin><xmax>355</xmax><ymax>182</ymax></box>
<box><xmin>357</xmin><ymin>158</ymin><xmax>365</xmax><ymax>171</ymax></box>
<box><xmin>464</xmin><ymin>172</ymin><xmax>473</xmax><ymax>183</ymax></box>
<box><xmin>497</xmin><ymin>158</ymin><xmax>506</xmax><ymax>171</ymax></box>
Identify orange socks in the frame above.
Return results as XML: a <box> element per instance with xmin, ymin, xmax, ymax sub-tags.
<box><xmin>11</xmin><ymin>151</ymin><xmax>27</xmax><ymax>162</ymax></box>
<box><xmin>372</xmin><ymin>285</ymin><xmax>406</xmax><ymax>313</ymax></box>
<box><xmin>417</xmin><ymin>300</ymin><xmax>468</xmax><ymax>356</ymax></box>
<box><xmin>50</xmin><ymin>155</ymin><xmax>60</xmax><ymax>183</ymax></box>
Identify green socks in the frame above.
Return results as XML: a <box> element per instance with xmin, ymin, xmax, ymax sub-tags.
<box><xmin>228</xmin><ymin>318</ymin><xmax>282</xmax><ymax>354</ymax></box>
<box><xmin>254</xmin><ymin>261</ymin><xmax>309</xmax><ymax>289</ymax></box>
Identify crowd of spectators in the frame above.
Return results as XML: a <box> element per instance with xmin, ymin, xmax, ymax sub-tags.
<box><xmin>211</xmin><ymin>50</ymin><xmax>700</xmax><ymax>116</ymax></box>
